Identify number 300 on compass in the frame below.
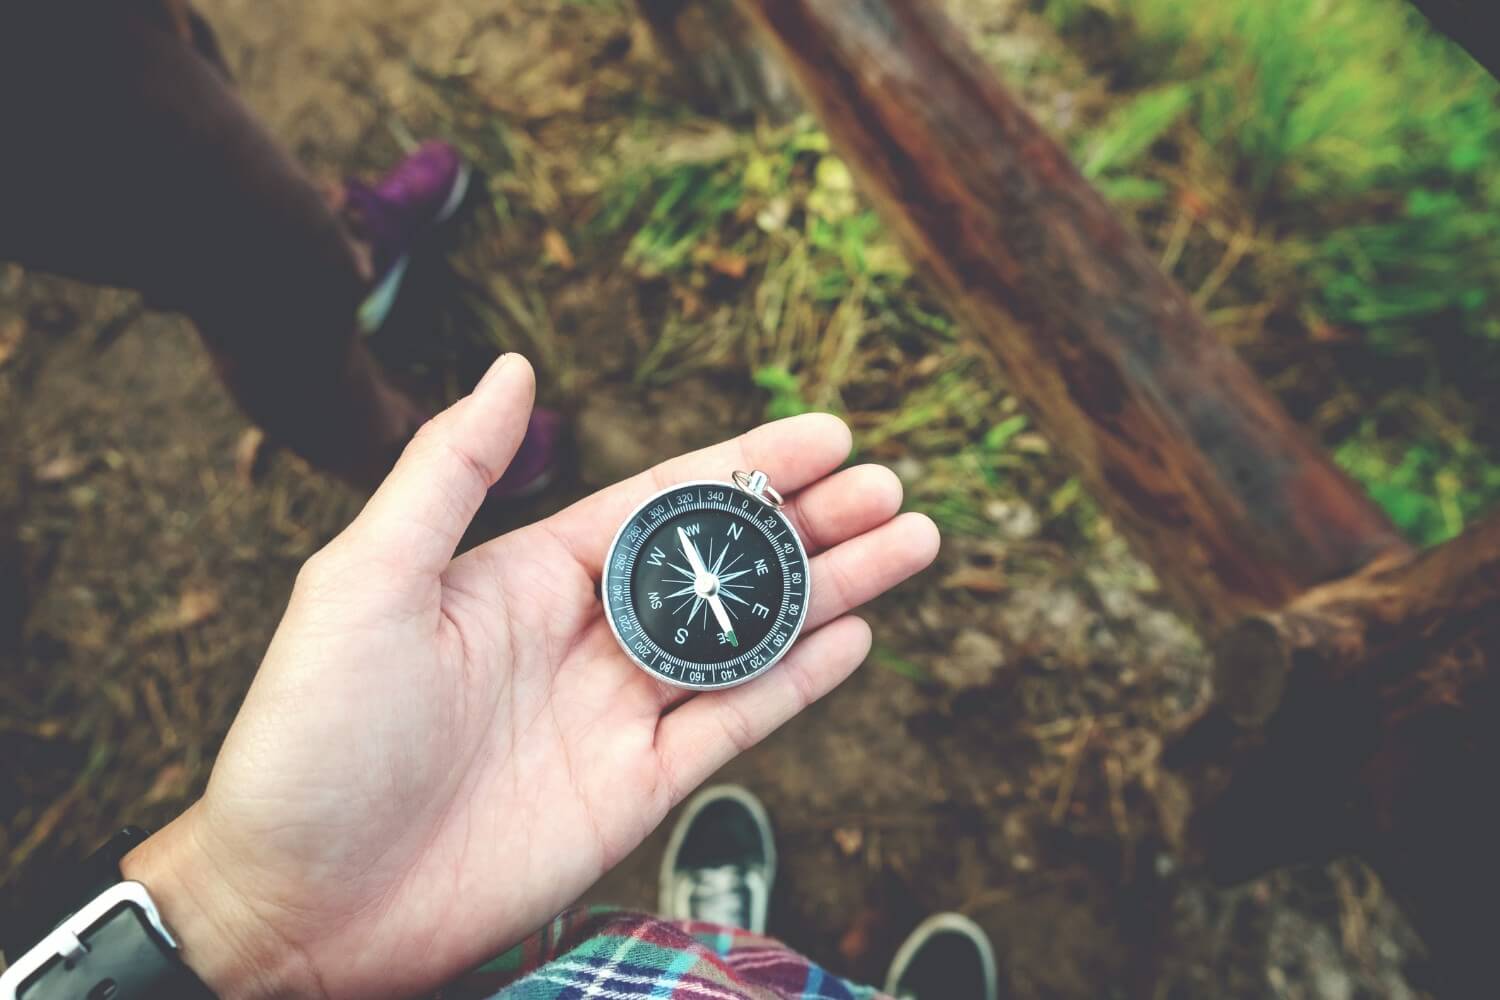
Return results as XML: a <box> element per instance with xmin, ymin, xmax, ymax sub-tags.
<box><xmin>602</xmin><ymin>476</ymin><xmax>811</xmax><ymax>691</ymax></box>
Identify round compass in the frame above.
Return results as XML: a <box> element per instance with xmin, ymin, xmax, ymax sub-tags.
<box><xmin>602</xmin><ymin>471</ymin><xmax>812</xmax><ymax>691</ymax></box>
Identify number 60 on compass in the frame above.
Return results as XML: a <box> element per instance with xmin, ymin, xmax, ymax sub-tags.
<box><xmin>602</xmin><ymin>471</ymin><xmax>811</xmax><ymax>691</ymax></box>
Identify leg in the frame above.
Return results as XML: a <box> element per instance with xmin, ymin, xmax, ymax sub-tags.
<box><xmin>445</xmin><ymin>908</ymin><xmax>884</xmax><ymax>1000</ymax></box>
<box><xmin>445</xmin><ymin>786</ymin><xmax>996</xmax><ymax>998</ymax></box>
<box><xmin>0</xmin><ymin>6</ymin><xmax>420</xmax><ymax>486</ymax></box>
<box><xmin>451</xmin><ymin>786</ymin><xmax>870</xmax><ymax>996</ymax></box>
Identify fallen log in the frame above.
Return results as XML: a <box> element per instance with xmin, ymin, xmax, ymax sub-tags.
<box><xmin>1169</xmin><ymin>511</ymin><xmax>1500</xmax><ymax>991</ymax></box>
<box><xmin>734</xmin><ymin>0</ymin><xmax>1492</xmax><ymax>988</ymax></box>
<box><xmin>636</xmin><ymin>0</ymin><xmax>800</xmax><ymax>123</ymax></box>
<box><xmin>736</xmin><ymin>0</ymin><xmax>1409</xmax><ymax>633</ymax></box>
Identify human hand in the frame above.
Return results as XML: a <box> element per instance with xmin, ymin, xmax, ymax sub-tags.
<box><xmin>123</xmin><ymin>355</ymin><xmax>940</xmax><ymax>999</ymax></box>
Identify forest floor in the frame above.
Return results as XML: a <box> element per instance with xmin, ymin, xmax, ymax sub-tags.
<box><xmin>0</xmin><ymin>1</ymin><xmax>1432</xmax><ymax>996</ymax></box>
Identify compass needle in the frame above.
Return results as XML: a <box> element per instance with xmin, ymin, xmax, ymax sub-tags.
<box><xmin>710</xmin><ymin>542</ymin><xmax>730</xmax><ymax>577</ymax></box>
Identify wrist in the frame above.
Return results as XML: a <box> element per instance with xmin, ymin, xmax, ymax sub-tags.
<box><xmin>120</xmin><ymin>807</ymin><xmax>325</xmax><ymax>1000</ymax></box>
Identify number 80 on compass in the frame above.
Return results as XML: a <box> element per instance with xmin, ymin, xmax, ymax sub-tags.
<box><xmin>602</xmin><ymin>472</ymin><xmax>811</xmax><ymax>691</ymax></box>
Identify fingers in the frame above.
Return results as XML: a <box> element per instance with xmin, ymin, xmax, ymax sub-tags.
<box><xmin>645</xmin><ymin>508</ymin><xmax>937</xmax><ymax>716</ymax></box>
<box><xmin>654</xmin><ymin>616</ymin><xmax>873</xmax><ymax>792</ymax></box>
<box><xmin>781</xmin><ymin>464</ymin><xmax>904</xmax><ymax>555</ymax></box>
<box><xmin>347</xmin><ymin>355</ymin><xmax>536</xmax><ymax>577</ymax></box>
<box><xmin>548</xmin><ymin>413</ymin><xmax>853</xmax><ymax>576</ymax></box>
<box><xmin>805</xmin><ymin>512</ymin><xmax>940</xmax><ymax>630</ymax></box>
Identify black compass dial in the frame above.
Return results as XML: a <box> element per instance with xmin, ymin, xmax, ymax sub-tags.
<box><xmin>602</xmin><ymin>481</ymin><xmax>811</xmax><ymax>690</ymax></box>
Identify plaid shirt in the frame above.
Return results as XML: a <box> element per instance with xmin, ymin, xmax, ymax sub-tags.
<box><xmin>441</xmin><ymin>908</ymin><xmax>889</xmax><ymax>1000</ymax></box>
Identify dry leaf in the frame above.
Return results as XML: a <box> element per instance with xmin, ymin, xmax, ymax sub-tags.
<box><xmin>940</xmin><ymin>566</ymin><xmax>1007</xmax><ymax>593</ymax></box>
<box><xmin>709</xmin><ymin>253</ymin><xmax>748</xmax><ymax>279</ymax></box>
<box><xmin>1309</xmin><ymin>318</ymin><xmax>1354</xmax><ymax>343</ymax></box>
<box><xmin>173</xmin><ymin>589</ymin><xmax>220</xmax><ymax>629</ymax></box>
<box><xmin>913</xmin><ymin>353</ymin><xmax>945</xmax><ymax>377</ymax></box>
<box><xmin>0</xmin><ymin>317</ymin><xmax>23</xmax><ymax>367</ymax></box>
<box><xmin>34</xmin><ymin>452</ymin><xmax>89</xmax><ymax>484</ymax></box>
<box><xmin>1178</xmin><ymin>187</ymin><xmax>1210</xmax><ymax>220</ymax></box>
<box><xmin>653</xmin><ymin>124</ymin><xmax>740</xmax><ymax>168</ymax></box>
<box><xmin>133</xmin><ymin>588</ymin><xmax>221</xmax><ymax>640</ymax></box>
<box><xmin>542</xmin><ymin>228</ymin><xmax>576</xmax><ymax>270</ymax></box>
<box><xmin>235</xmin><ymin>427</ymin><xmax>270</xmax><ymax>486</ymax></box>
<box><xmin>833</xmin><ymin>826</ymin><xmax>864</xmax><ymax>857</ymax></box>
<box><xmin>837</xmin><ymin>904</ymin><xmax>892</xmax><ymax>971</ymax></box>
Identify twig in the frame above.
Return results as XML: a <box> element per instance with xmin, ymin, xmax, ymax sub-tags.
<box><xmin>1050</xmin><ymin>716</ymin><xmax>1095</xmax><ymax>824</ymax></box>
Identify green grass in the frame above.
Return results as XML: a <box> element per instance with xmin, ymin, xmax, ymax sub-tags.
<box><xmin>870</xmin><ymin>644</ymin><xmax>932</xmax><ymax>684</ymax></box>
<box><xmin>1333</xmin><ymin>408</ymin><xmax>1500</xmax><ymax>546</ymax></box>
<box><xmin>438</xmin><ymin>0</ymin><xmax>1500</xmax><ymax>551</ymax></box>
<box><xmin>1049</xmin><ymin>0</ymin><xmax>1500</xmax><ymax>543</ymax></box>
<box><xmin>589</xmin><ymin>119</ymin><xmax>1070</xmax><ymax>539</ymax></box>
<box><xmin>601</xmin><ymin>0</ymin><xmax>1500</xmax><ymax>547</ymax></box>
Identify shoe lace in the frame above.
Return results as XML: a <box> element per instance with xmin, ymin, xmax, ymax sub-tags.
<box><xmin>687</xmin><ymin>865</ymin><xmax>753</xmax><ymax>929</ymax></box>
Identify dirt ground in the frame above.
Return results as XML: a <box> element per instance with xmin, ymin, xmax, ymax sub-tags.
<box><xmin>1</xmin><ymin>1</ymin><xmax>1428</xmax><ymax>996</ymax></box>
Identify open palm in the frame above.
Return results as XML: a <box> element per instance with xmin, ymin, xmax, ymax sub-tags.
<box><xmin>129</xmin><ymin>356</ymin><xmax>939</xmax><ymax>1000</ymax></box>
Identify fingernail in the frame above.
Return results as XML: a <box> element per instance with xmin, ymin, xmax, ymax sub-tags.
<box><xmin>476</xmin><ymin>353</ymin><xmax>514</xmax><ymax>392</ymax></box>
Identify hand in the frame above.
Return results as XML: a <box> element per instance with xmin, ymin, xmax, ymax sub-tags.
<box><xmin>122</xmin><ymin>355</ymin><xmax>940</xmax><ymax>999</ymax></box>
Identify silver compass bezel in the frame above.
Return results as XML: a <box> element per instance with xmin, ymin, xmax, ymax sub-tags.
<box><xmin>600</xmin><ymin>477</ymin><xmax>812</xmax><ymax>691</ymax></box>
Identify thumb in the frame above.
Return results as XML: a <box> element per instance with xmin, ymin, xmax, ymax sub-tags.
<box><xmin>347</xmin><ymin>354</ymin><xmax>536</xmax><ymax>577</ymax></box>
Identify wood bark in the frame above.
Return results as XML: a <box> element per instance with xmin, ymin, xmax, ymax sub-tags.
<box><xmin>734</xmin><ymin>0</ymin><xmax>1497</xmax><ymax>987</ymax></box>
<box><xmin>1167</xmin><ymin>511</ymin><xmax>1500</xmax><ymax>992</ymax></box>
<box><xmin>737</xmin><ymin>0</ymin><xmax>1409</xmax><ymax>633</ymax></box>
<box><xmin>636</xmin><ymin>0</ymin><xmax>800</xmax><ymax>123</ymax></box>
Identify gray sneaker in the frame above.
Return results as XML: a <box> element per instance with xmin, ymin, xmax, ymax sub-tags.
<box><xmin>659</xmin><ymin>785</ymin><xmax>776</xmax><ymax>933</ymax></box>
<box><xmin>885</xmin><ymin>913</ymin><xmax>999</xmax><ymax>1000</ymax></box>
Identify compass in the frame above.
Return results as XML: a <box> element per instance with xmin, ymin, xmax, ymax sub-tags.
<box><xmin>602</xmin><ymin>470</ymin><xmax>812</xmax><ymax>691</ymax></box>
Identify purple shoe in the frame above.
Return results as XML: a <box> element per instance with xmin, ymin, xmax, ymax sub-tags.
<box><xmin>346</xmin><ymin>140</ymin><xmax>474</xmax><ymax>335</ymax></box>
<box><xmin>491</xmin><ymin>406</ymin><xmax>564</xmax><ymax>498</ymax></box>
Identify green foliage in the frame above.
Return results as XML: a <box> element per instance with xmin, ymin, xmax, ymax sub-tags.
<box><xmin>984</xmin><ymin>414</ymin><xmax>1030</xmax><ymax>454</ymax></box>
<box><xmin>1336</xmin><ymin>423</ymin><xmax>1500</xmax><ymax>545</ymax></box>
<box><xmin>870</xmin><ymin>644</ymin><xmax>931</xmax><ymax>683</ymax></box>
<box><xmin>1060</xmin><ymin>0</ymin><xmax>1500</xmax><ymax>196</ymax></box>
<box><xmin>1081</xmin><ymin>83</ymin><xmax>1193</xmax><ymax>179</ymax></box>
<box><xmin>594</xmin><ymin>117</ymin><xmax>1070</xmax><ymax>538</ymax></box>
<box><xmin>1298</xmin><ymin>189</ymin><xmax>1500</xmax><ymax>351</ymax></box>
<box><xmin>594</xmin><ymin>120</ymin><xmax>1064</xmax><ymax>537</ymax></box>
<box><xmin>594</xmin><ymin>123</ymin><xmax>914</xmax><ymax>301</ymax></box>
<box><xmin>600</xmin><ymin>161</ymin><xmax>747</xmax><ymax>276</ymax></box>
<box><xmin>1048</xmin><ymin>0</ymin><xmax>1500</xmax><ymax>350</ymax></box>
<box><xmin>1048</xmin><ymin>0</ymin><xmax>1500</xmax><ymax>541</ymax></box>
<box><xmin>752</xmin><ymin>365</ymin><xmax>812</xmax><ymax>420</ymax></box>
